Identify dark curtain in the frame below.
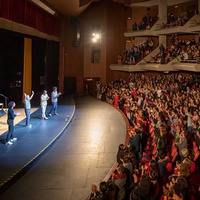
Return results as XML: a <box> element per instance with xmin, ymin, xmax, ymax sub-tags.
<box><xmin>32</xmin><ymin>37</ymin><xmax>46</xmax><ymax>94</ymax></box>
<box><xmin>0</xmin><ymin>0</ymin><xmax>60</xmax><ymax>37</ymax></box>
<box><xmin>45</xmin><ymin>40</ymin><xmax>59</xmax><ymax>93</ymax></box>
<box><xmin>0</xmin><ymin>29</ymin><xmax>24</xmax><ymax>103</ymax></box>
<box><xmin>0</xmin><ymin>29</ymin><xmax>59</xmax><ymax>106</ymax></box>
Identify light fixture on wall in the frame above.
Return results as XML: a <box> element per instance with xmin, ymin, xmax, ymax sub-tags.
<box><xmin>92</xmin><ymin>33</ymin><xmax>101</xmax><ymax>43</ymax></box>
<box><xmin>91</xmin><ymin>25</ymin><xmax>101</xmax><ymax>44</ymax></box>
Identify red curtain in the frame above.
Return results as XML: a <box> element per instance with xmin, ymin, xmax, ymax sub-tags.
<box><xmin>0</xmin><ymin>0</ymin><xmax>60</xmax><ymax>37</ymax></box>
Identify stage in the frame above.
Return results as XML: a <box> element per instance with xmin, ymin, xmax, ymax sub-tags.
<box><xmin>0</xmin><ymin>96</ymin><xmax>76</xmax><ymax>195</ymax></box>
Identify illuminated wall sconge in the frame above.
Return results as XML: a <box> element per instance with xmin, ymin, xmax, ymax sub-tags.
<box><xmin>91</xmin><ymin>25</ymin><xmax>101</xmax><ymax>44</ymax></box>
<box><xmin>92</xmin><ymin>32</ymin><xmax>101</xmax><ymax>43</ymax></box>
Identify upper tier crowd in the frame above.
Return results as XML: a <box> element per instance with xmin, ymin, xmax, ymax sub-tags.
<box><xmin>119</xmin><ymin>7</ymin><xmax>199</xmax><ymax>66</ymax></box>
<box><xmin>119</xmin><ymin>36</ymin><xmax>200</xmax><ymax>65</ymax></box>
<box><xmin>90</xmin><ymin>73</ymin><xmax>200</xmax><ymax>200</ymax></box>
<box><xmin>131</xmin><ymin>8</ymin><xmax>196</xmax><ymax>32</ymax></box>
<box><xmin>149</xmin><ymin>36</ymin><xmax>200</xmax><ymax>64</ymax></box>
<box><xmin>132</xmin><ymin>14</ymin><xmax>158</xmax><ymax>31</ymax></box>
<box><xmin>118</xmin><ymin>38</ymin><xmax>157</xmax><ymax>65</ymax></box>
<box><xmin>160</xmin><ymin>9</ymin><xmax>197</xmax><ymax>29</ymax></box>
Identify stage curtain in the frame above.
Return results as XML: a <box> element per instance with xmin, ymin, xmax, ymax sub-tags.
<box><xmin>0</xmin><ymin>0</ymin><xmax>60</xmax><ymax>37</ymax></box>
<box><xmin>23</xmin><ymin>37</ymin><xmax>32</xmax><ymax>101</ymax></box>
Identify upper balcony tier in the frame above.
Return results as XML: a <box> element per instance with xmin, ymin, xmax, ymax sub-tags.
<box><xmin>124</xmin><ymin>14</ymin><xmax>200</xmax><ymax>37</ymax></box>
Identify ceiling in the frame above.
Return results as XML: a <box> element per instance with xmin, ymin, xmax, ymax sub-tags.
<box><xmin>43</xmin><ymin>0</ymin><xmax>94</xmax><ymax>17</ymax></box>
<box><xmin>40</xmin><ymin>0</ymin><xmax>197</xmax><ymax>18</ymax></box>
<box><xmin>42</xmin><ymin>0</ymin><xmax>149</xmax><ymax>17</ymax></box>
<box><xmin>39</xmin><ymin>0</ymin><xmax>197</xmax><ymax>17</ymax></box>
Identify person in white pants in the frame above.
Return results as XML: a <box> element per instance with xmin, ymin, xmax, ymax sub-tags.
<box><xmin>40</xmin><ymin>90</ymin><xmax>49</xmax><ymax>120</ymax></box>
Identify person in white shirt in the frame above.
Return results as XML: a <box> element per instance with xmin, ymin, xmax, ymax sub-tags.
<box><xmin>40</xmin><ymin>90</ymin><xmax>49</xmax><ymax>120</ymax></box>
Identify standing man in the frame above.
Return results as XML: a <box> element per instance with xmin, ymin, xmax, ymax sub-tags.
<box><xmin>6</xmin><ymin>101</ymin><xmax>20</xmax><ymax>145</ymax></box>
<box><xmin>24</xmin><ymin>91</ymin><xmax>34</xmax><ymax>127</ymax></box>
<box><xmin>48</xmin><ymin>86</ymin><xmax>61</xmax><ymax>116</ymax></box>
<box><xmin>40</xmin><ymin>90</ymin><xmax>49</xmax><ymax>120</ymax></box>
<box><xmin>175</xmin><ymin>130</ymin><xmax>187</xmax><ymax>161</ymax></box>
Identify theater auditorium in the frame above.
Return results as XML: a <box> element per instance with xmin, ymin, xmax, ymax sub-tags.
<box><xmin>1</xmin><ymin>0</ymin><xmax>200</xmax><ymax>199</ymax></box>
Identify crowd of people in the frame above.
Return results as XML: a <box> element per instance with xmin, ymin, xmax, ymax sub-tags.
<box><xmin>160</xmin><ymin>9</ymin><xmax>197</xmax><ymax>29</ymax></box>
<box><xmin>118</xmin><ymin>36</ymin><xmax>200</xmax><ymax>66</ymax></box>
<box><xmin>132</xmin><ymin>14</ymin><xmax>158</xmax><ymax>31</ymax></box>
<box><xmin>90</xmin><ymin>73</ymin><xmax>200</xmax><ymax>199</ymax></box>
<box><xmin>118</xmin><ymin>38</ymin><xmax>157</xmax><ymax>65</ymax></box>
<box><xmin>131</xmin><ymin>9</ymin><xmax>196</xmax><ymax>32</ymax></box>
<box><xmin>149</xmin><ymin>36</ymin><xmax>200</xmax><ymax>64</ymax></box>
<box><xmin>118</xmin><ymin>6</ymin><xmax>199</xmax><ymax>66</ymax></box>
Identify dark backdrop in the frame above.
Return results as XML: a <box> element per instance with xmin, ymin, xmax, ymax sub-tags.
<box><xmin>0</xmin><ymin>29</ymin><xmax>59</xmax><ymax>107</ymax></box>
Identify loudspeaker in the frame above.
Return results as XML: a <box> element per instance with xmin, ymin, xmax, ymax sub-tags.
<box><xmin>70</xmin><ymin>18</ymin><xmax>80</xmax><ymax>47</ymax></box>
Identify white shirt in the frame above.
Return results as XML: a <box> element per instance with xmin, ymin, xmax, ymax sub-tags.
<box><xmin>41</xmin><ymin>94</ymin><xmax>49</xmax><ymax>105</ymax></box>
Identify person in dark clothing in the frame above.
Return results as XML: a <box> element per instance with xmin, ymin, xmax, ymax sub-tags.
<box><xmin>129</xmin><ymin>128</ymin><xmax>141</xmax><ymax>162</ymax></box>
<box><xmin>101</xmin><ymin>87</ymin><xmax>107</xmax><ymax>102</ymax></box>
<box><xmin>157</xmin><ymin>152</ymin><xmax>167</xmax><ymax>186</ymax></box>
<box><xmin>117</xmin><ymin>144</ymin><xmax>125</xmax><ymax>165</ymax></box>
<box><xmin>156</xmin><ymin>127</ymin><xmax>167</xmax><ymax>155</ymax></box>
<box><xmin>122</xmin><ymin>155</ymin><xmax>134</xmax><ymax>198</ymax></box>
<box><xmin>99</xmin><ymin>181</ymin><xmax>110</xmax><ymax>200</ymax></box>
<box><xmin>149</xmin><ymin>169</ymin><xmax>160</xmax><ymax>200</ymax></box>
<box><xmin>112</xmin><ymin>165</ymin><xmax>127</xmax><ymax>200</ymax></box>
<box><xmin>5</xmin><ymin>101</ymin><xmax>21</xmax><ymax>145</ymax></box>
<box><xmin>131</xmin><ymin>174</ymin><xmax>151</xmax><ymax>200</ymax></box>
<box><xmin>118</xmin><ymin>96</ymin><xmax>125</xmax><ymax>112</ymax></box>
<box><xmin>175</xmin><ymin>130</ymin><xmax>187</xmax><ymax>161</ymax></box>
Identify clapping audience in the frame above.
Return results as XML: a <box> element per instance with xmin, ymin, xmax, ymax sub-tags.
<box><xmin>89</xmin><ymin>73</ymin><xmax>200</xmax><ymax>199</ymax></box>
<box><xmin>132</xmin><ymin>14</ymin><xmax>158</xmax><ymax>31</ymax></box>
<box><xmin>118</xmin><ymin>36</ymin><xmax>200</xmax><ymax>66</ymax></box>
<box><xmin>117</xmin><ymin>38</ymin><xmax>157</xmax><ymax>65</ymax></box>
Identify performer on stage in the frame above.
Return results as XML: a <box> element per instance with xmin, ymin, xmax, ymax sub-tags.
<box><xmin>6</xmin><ymin>101</ymin><xmax>20</xmax><ymax>145</ymax></box>
<box><xmin>48</xmin><ymin>86</ymin><xmax>61</xmax><ymax>116</ymax></box>
<box><xmin>40</xmin><ymin>90</ymin><xmax>49</xmax><ymax>120</ymax></box>
<box><xmin>24</xmin><ymin>91</ymin><xmax>34</xmax><ymax>127</ymax></box>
